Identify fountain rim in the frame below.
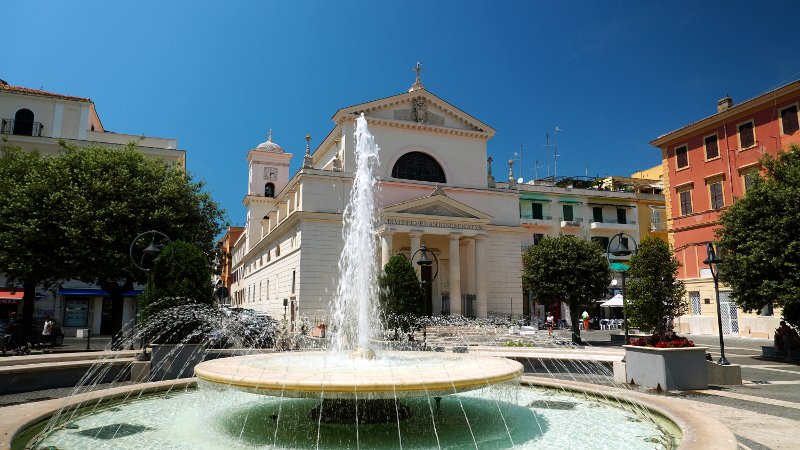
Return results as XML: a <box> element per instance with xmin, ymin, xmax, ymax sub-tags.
<box><xmin>4</xmin><ymin>376</ymin><xmax>737</xmax><ymax>450</ymax></box>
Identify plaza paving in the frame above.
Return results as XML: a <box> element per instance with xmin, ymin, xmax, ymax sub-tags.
<box><xmin>1</xmin><ymin>329</ymin><xmax>797</xmax><ymax>449</ymax></box>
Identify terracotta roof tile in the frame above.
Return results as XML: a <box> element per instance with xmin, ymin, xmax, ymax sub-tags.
<box><xmin>0</xmin><ymin>83</ymin><xmax>92</xmax><ymax>103</ymax></box>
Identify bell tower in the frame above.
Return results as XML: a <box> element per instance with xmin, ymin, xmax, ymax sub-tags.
<box><xmin>247</xmin><ymin>129</ymin><xmax>292</xmax><ymax>197</ymax></box>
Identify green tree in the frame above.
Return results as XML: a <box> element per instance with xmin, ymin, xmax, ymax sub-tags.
<box><xmin>717</xmin><ymin>144</ymin><xmax>800</xmax><ymax>327</ymax></box>
<box><xmin>57</xmin><ymin>142</ymin><xmax>226</xmax><ymax>338</ymax></box>
<box><xmin>0</xmin><ymin>143</ymin><xmax>72</xmax><ymax>335</ymax></box>
<box><xmin>625</xmin><ymin>236</ymin><xmax>687</xmax><ymax>337</ymax></box>
<box><xmin>378</xmin><ymin>254</ymin><xmax>424</xmax><ymax>336</ymax></box>
<box><xmin>522</xmin><ymin>235</ymin><xmax>611</xmax><ymax>343</ymax></box>
<box><xmin>138</xmin><ymin>241</ymin><xmax>214</xmax><ymax>342</ymax></box>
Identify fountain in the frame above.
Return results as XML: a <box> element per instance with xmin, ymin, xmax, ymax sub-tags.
<box><xmin>193</xmin><ymin>114</ymin><xmax>523</xmax><ymax>424</ymax></box>
<box><xmin>6</xmin><ymin>115</ymin><xmax>731</xmax><ymax>450</ymax></box>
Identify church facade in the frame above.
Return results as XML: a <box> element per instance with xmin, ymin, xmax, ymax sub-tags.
<box><xmin>229</xmin><ymin>75</ymin><xmax>525</xmax><ymax>329</ymax></box>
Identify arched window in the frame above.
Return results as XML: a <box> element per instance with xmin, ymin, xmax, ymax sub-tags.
<box><xmin>13</xmin><ymin>109</ymin><xmax>34</xmax><ymax>136</ymax></box>
<box><xmin>391</xmin><ymin>151</ymin><xmax>446</xmax><ymax>183</ymax></box>
<box><xmin>264</xmin><ymin>183</ymin><xmax>275</xmax><ymax>198</ymax></box>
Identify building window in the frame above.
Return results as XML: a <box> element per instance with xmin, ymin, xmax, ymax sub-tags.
<box><xmin>760</xmin><ymin>303</ymin><xmax>773</xmax><ymax>316</ymax></box>
<box><xmin>679</xmin><ymin>189</ymin><xmax>692</xmax><ymax>216</ymax></box>
<box><xmin>675</xmin><ymin>145</ymin><xmax>689</xmax><ymax>169</ymax></box>
<box><xmin>562</xmin><ymin>204</ymin><xmax>574</xmax><ymax>221</ymax></box>
<box><xmin>704</xmin><ymin>134</ymin><xmax>719</xmax><ymax>160</ymax></box>
<box><xmin>531</xmin><ymin>203</ymin><xmax>543</xmax><ymax>220</ymax></box>
<box><xmin>391</xmin><ymin>151</ymin><xmax>446</xmax><ymax>183</ymax></box>
<box><xmin>265</xmin><ymin>183</ymin><xmax>275</xmax><ymax>198</ymax></box>
<box><xmin>709</xmin><ymin>181</ymin><xmax>724</xmax><ymax>210</ymax></box>
<box><xmin>592</xmin><ymin>207</ymin><xmax>603</xmax><ymax>223</ymax></box>
<box><xmin>781</xmin><ymin>105</ymin><xmax>799</xmax><ymax>135</ymax></box>
<box><xmin>291</xmin><ymin>270</ymin><xmax>296</xmax><ymax>294</ymax></box>
<box><xmin>738</xmin><ymin>120</ymin><xmax>755</xmax><ymax>149</ymax></box>
<box><xmin>63</xmin><ymin>297</ymin><xmax>90</xmax><ymax>327</ymax></box>
<box><xmin>652</xmin><ymin>209</ymin><xmax>662</xmax><ymax>225</ymax></box>
<box><xmin>591</xmin><ymin>236</ymin><xmax>610</xmax><ymax>252</ymax></box>
<box><xmin>742</xmin><ymin>170</ymin><xmax>759</xmax><ymax>192</ymax></box>
<box><xmin>275</xmin><ymin>244</ymin><xmax>280</xmax><ymax>257</ymax></box>
<box><xmin>690</xmin><ymin>291</ymin><xmax>701</xmax><ymax>315</ymax></box>
<box><xmin>13</xmin><ymin>109</ymin><xmax>35</xmax><ymax>136</ymax></box>
<box><xmin>533</xmin><ymin>233</ymin><xmax>544</xmax><ymax>245</ymax></box>
<box><xmin>616</xmin><ymin>208</ymin><xmax>627</xmax><ymax>224</ymax></box>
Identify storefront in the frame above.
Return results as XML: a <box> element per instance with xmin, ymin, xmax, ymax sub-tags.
<box><xmin>0</xmin><ymin>288</ymin><xmax>23</xmax><ymax>320</ymax></box>
<box><xmin>58</xmin><ymin>288</ymin><xmax>142</xmax><ymax>336</ymax></box>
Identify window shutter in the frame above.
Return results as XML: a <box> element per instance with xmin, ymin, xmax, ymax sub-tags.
<box><xmin>782</xmin><ymin>106</ymin><xmax>799</xmax><ymax>134</ymax></box>
<box><xmin>739</xmin><ymin>122</ymin><xmax>755</xmax><ymax>148</ymax></box>
<box><xmin>705</xmin><ymin>135</ymin><xmax>719</xmax><ymax>159</ymax></box>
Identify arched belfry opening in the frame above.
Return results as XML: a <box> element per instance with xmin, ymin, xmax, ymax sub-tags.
<box><xmin>391</xmin><ymin>151</ymin><xmax>446</xmax><ymax>183</ymax></box>
<box><xmin>265</xmin><ymin>183</ymin><xmax>275</xmax><ymax>198</ymax></box>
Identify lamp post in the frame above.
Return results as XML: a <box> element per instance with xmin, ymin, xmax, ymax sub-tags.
<box><xmin>703</xmin><ymin>242</ymin><xmax>729</xmax><ymax>365</ymax></box>
<box><xmin>607</xmin><ymin>232</ymin><xmax>638</xmax><ymax>344</ymax></box>
<box><xmin>412</xmin><ymin>242</ymin><xmax>439</xmax><ymax>315</ymax></box>
<box><xmin>412</xmin><ymin>242</ymin><xmax>439</xmax><ymax>349</ymax></box>
<box><xmin>130</xmin><ymin>230</ymin><xmax>171</xmax><ymax>362</ymax></box>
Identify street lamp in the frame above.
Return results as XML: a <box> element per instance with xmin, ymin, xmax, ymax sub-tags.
<box><xmin>703</xmin><ymin>242</ymin><xmax>729</xmax><ymax>365</ymax></box>
<box><xmin>130</xmin><ymin>230</ymin><xmax>171</xmax><ymax>361</ymax></box>
<box><xmin>607</xmin><ymin>232</ymin><xmax>638</xmax><ymax>344</ymax></box>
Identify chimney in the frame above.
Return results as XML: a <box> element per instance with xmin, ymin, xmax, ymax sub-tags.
<box><xmin>717</xmin><ymin>95</ymin><xmax>733</xmax><ymax>113</ymax></box>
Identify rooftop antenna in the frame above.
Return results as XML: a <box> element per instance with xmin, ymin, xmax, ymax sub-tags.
<box><xmin>513</xmin><ymin>144</ymin><xmax>523</xmax><ymax>181</ymax></box>
<box><xmin>585</xmin><ymin>164</ymin><xmax>589</xmax><ymax>179</ymax></box>
<box><xmin>553</xmin><ymin>126</ymin><xmax>562</xmax><ymax>179</ymax></box>
<box><xmin>543</xmin><ymin>132</ymin><xmax>556</xmax><ymax>179</ymax></box>
<box><xmin>534</xmin><ymin>159</ymin><xmax>541</xmax><ymax>180</ymax></box>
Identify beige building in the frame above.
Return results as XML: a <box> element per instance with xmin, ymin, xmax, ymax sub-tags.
<box><xmin>229</xmin><ymin>74</ymin><xmax>526</xmax><ymax>329</ymax></box>
<box><xmin>0</xmin><ymin>80</ymin><xmax>186</xmax><ymax>335</ymax></box>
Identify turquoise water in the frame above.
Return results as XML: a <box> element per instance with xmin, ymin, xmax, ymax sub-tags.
<box><xmin>34</xmin><ymin>385</ymin><xmax>670</xmax><ymax>449</ymax></box>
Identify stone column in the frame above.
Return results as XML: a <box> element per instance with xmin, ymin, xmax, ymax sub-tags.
<box><xmin>408</xmin><ymin>231</ymin><xmax>422</xmax><ymax>275</ymax></box>
<box><xmin>449</xmin><ymin>233</ymin><xmax>462</xmax><ymax>316</ymax></box>
<box><xmin>475</xmin><ymin>234</ymin><xmax>488</xmax><ymax>318</ymax></box>
<box><xmin>380</xmin><ymin>230</ymin><xmax>393</xmax><ymax>270</ymax></box>
<box><xmin>466</xmin><ymin>238</ymin><xmax>476</xmax><ymax>295</ymax></box>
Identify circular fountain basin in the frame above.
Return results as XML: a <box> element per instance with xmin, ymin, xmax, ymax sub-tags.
<box><xmin>194</xmin><ymin>350</ymin><xmax>524</xmax><ymax>399</ymax></box>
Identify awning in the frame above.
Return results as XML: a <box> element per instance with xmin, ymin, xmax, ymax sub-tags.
<box><xmin>0</xmin><ymin>289</ymin><xmax>23</xmax><ymax>304</ymax></box>
<box><xmin>600</xmin><ymin>294</ymin><xmax>624</xmax><ymax>307</ymax></box>
<box><xmin>59</xmin><ymin>288</ymin><xmax>143</xmax><ymax>296</ymax></box>
<box><xmin>610</xmin><ymin>262</ymin><xmax>630</xmax><ymax>272</ymax></box>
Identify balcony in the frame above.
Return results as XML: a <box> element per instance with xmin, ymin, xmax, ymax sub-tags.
<box><xmin>589</xmin><ymin>219</ymin><xmax>637</xmax><ymax>231</ymax></box>
<box><xmin>559</xmin><ymin>217</ymin><xmax>583</xmax><ymax>229</ymax></box>
<box><xmin>520</xmin><ymin>215</ymin><xmax>553</xmax><ymax>229</ymax></box>
<box><xmin>1</xmin><ymin>119</ymin><xmax>43</xmax><ymax>137</ymax></box>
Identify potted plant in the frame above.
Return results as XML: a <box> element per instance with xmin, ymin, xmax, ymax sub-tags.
<box><xmin>624</xmin><ymin>334</ymin><xmax>708</xmax><ymax>390</ymax></box>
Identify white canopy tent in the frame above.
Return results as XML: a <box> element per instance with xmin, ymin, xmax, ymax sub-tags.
<box><xmin>600</xmin><ymin>294</ymin><xmax>624</xmax><ymax>307</ymax></box>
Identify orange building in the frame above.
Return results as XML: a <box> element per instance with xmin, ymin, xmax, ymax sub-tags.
<box><xmin>650</xmin><ymin>80</ymin><xmax>800</xmax><ymax>338</ymax></box>
<box><xmin>217</xmin><ymin>227</ymin><xmax>245</xmax><ymax>305</ymax></box>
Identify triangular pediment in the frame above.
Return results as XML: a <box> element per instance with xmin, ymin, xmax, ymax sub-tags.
<box><xmin>332</xmin><ymin>89</ymin><xmax>496</xmax><ymax>136</ymax></box>
<box><xmin>382</xmin><ymin>192</ymin><xmax>493</xmax><ymax>220</ymax></box>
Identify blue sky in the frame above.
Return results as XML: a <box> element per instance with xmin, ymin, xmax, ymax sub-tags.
<box><xmin>3</xmin><ymin>1</ymin><xmax>800</xmax><ymax>226</ymax></box>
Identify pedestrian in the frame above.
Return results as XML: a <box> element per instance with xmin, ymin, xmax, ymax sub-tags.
<box><xmin>546</xmin><ymin>312</ymin><xmax>554</xmax><ymax>337</ymax></box>
<box><xmin>582</xmin><ymin>310</ymin><xmax>590</xmax><ymax>332</ymax></box>
<box><xmin>41</xmin><ymin>316</ymin><xmax>53</xmax><ymax>350</ymax></box>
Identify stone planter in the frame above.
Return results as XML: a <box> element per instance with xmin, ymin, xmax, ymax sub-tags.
<box><xmin>623</xmin><ymin>345</ymin><xmax>709</xmax><ymax>391</ymax></box>
<box><xmin>150</xmin><ymin>344</ymin><xmax>205</xmax><ymax>380</ymax></box>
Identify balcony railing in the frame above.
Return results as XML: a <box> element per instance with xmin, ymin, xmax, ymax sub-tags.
<box><xmin>560</xmin><ymin>217</ymin><xmax>583</xmax><ymax>227</ymax></box>
<box><xmin>590</xmin><ymin>219</ymin><xmax>637</xmax><ymax>225</ymax></box>
<box><xmin>520</xmin><ymin>215</ymin><xmax>552</xmax><ymax>220</ymax></box>
<box><xmin>1</xmin><ymin>119</ymin><xmax>43</xmax><ymax>137</ymax></box>
<box><xmin>650</xmin><ymin>221</ymin><xmax>667</xmax><ymax>232</ymax></box>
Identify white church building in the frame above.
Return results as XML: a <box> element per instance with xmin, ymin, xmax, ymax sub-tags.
<box><xmin>229</xmin><ymin>71</ymin><xmax>527</xmax><ymax>329</ymax></box>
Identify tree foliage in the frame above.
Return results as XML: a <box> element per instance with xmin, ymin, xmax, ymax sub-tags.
<box><xmin>138</xmin><ymin>241</ymin><xmax>214</xmax><ymax>341</ymax></box>
<box><xmin>378</xmin><ymin>254</ymin><xmax>424</xmax><ymax>335</ymax></box>
<box><xmin>0</xmin><ymin>140</ymin><xmax>226</xmax><ymax>337</ymax></box>
<box><xmin>522</xmin><ymin>235</ymin><xmax>611</xmax><ymax>342</ymax></box>
<box><xmin>717</xmin><ymin>145</ymin><xmax>800</xmax><ymax>327</ymax></box>
<box><xmin>625</xmin><ymin>235</ymin><xmax>686</xmax><ymax>336</ymax></box>
<box><xmin>0</xmin><ymin>143</ymin><xmax>73</xmax><ymax>334</ymax></box>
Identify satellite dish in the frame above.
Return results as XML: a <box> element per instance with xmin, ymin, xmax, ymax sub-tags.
<box><xmin>517</xmin><ymin>177</ymin><xmax>524</xmax><ymax>184</ymax></box>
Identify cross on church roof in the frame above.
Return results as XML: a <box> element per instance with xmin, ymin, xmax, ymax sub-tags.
<box><xmin>409</xmin><ymin>61</ymin><xmax>425</xmax><ymax>92</ymax></box>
